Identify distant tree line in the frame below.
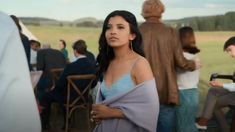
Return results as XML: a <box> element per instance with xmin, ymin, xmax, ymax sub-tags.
<box><xmin>170</xmin><ymin>12</ymin><xmax>235</xmax><ymax>31</ymax></box>
<box><xmin>75</xmin><ymin>21</ymin><xmax>103</xmax><ymax>28</ymax></box>
<box><xmin>20</xmin><ymin>12</ymin><xmax>235</xmax><ymax>31</ymax></box>
<box><xmin>20</xmin><ymin>17</ymin><xmax>104</xmax><ymax>28</ymax></box>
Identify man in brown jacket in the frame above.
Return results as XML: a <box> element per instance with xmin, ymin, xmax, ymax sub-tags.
<box><xmin>139</xmin><ymin>0</ymin><xmax>200</xmax><ymax>131</ymax></box>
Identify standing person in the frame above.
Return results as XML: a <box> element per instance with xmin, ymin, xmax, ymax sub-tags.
<box><xmin>196</xmin><ymin>36</ymin><xmax>235</xmax><ymax>132</ymax></box>
<box><xmin>30</xmin><ymin>40</ymin><xmax>41</xmax><ymax>71</ymax></box>
<box><xmin>176</xmin><ymin>26</ymin><xmax>200</xmax><ymax>132</ymax></box>
<box><xmin>0</xmin><ymin>11</ymin><xmax>41</xmax><ymax>132</ymax></box>
<box><xmin>139</xmin><ymin>0</ymin><xmax>200</xmax><ymax>131</ymax></box>
<box><xmin>37</xmin><ymin>45</ymin><xmax>67</xmax><ymax>89</ymax></box>
<box><xmin>36</xmin><ymin>45</ymin><xmax>67</xmax><ymax>122</ymax></box>
<box><xmin>59</xmin><ymin>39</ymin><xmax>69</xmax><ymax>61</ymax></box>
<box><xmin>30</xmin><ymin>39</ymin><xmax>41</xmax><ymax>51</ymax></box>
<box><xmin>92</xmin><ymin>10</ymin><xmax>159</xmax><ymax>132</ymax></box>
<box><xmin>10</xmin><ymin>15</ymin><xmax>31</xmax><ymax>70</ymax></box>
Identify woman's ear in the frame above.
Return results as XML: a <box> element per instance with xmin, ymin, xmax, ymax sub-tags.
<box><xmin>129</xmin><ymin>33</ymin><xmax>136</xmax><ymax>41</ymax></box>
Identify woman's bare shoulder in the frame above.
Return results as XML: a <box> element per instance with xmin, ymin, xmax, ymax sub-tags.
<box><xmin>132</xmin><ymin>56</ymin><xmax>154</xmax><ymax>84</ymax></box>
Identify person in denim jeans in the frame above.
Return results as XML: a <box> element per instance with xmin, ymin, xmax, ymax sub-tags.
<box><xmin>139</xmin><ymin>1</ymin><xmax>201</xmax><ymax>131</ymax></box>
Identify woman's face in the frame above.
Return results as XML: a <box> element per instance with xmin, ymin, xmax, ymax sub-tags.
<box><xmin>59</xmin><ymin>41</ymin><xmax>65</xmax><ymax>49</ymax></box>
<box><xmin>105</xmin><ymin>16</ymin><xmax>136</xmax><ymax>48</ymax></box>
<box><xmin>225</xmin><ymin>45</ymin><xmax>235</xmax><ymax>58</ymax></box>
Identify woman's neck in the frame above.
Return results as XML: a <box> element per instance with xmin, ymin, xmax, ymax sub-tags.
<box><xmin>113</xmin><ymin>46</ymin><xmax>134</xmax><ymax>61</ymax></box>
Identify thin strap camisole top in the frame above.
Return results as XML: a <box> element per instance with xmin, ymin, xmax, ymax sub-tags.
<box><xmin>100</xmin><ymin>58</ymin><xmax>141</xmax><ymax>100</ymax></box>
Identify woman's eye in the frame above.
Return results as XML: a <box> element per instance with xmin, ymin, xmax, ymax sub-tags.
<box><xmin>117</xmin><ymin>26</ymin><xmax>124</xmax><ymax>29</ymax></box>
<box><xmin>106</xmin><ymin>25</ymin><xmax>112</xmax><ymax>29</ymax></box>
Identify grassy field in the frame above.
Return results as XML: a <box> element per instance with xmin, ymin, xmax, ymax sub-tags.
<box><xmin>27</xmin><ymin>25</ymin><xmax>235</xmax><ymax>111</ymax></box>
<box><xmin>27</xmin><ymin>25</ymin><xmax>101</xmax><ymax>55</ymax></box>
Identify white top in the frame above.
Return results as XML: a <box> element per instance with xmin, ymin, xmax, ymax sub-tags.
<box><xmin>30</xmin><ymin>49</ymin><xmax>37</xmax><ymax>65</ymax></box>
<box><xmin>70</xmin><ymin>54</ymin><xmax>86</xmax><ymax>62</ymax></box>
<box><xmin>0</xmin><ymin>11</ymin><xmax>41</xmax><ymax>132</ymax></box>
<box><xmin>177</xmin><ymin>52</ymin><xmax>200</xmax><ymax>90</ymax></box>
<box><xmin>223</xmin><ymin>83</ymin><xmax>235</xmax><ymax>92</ymax></box>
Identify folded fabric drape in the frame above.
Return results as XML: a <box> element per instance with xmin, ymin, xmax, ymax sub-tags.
<box><xmin>94</xmin><ymin>79</ymin><xmax>159</xmax><ymax>132</ymax></box>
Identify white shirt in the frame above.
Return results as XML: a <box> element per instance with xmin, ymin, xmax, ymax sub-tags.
<box><xmin>30</xmin><ymin>49</ymin><xmax>37</xmax><ymax>65</ymax></box>
<box><xmin>223</xmin><ymin>83</ymin><xmax>235</xmax><ymax>92</ymax></box>
<box><xmin>177</xmin><ymin>52</ymin><xmax>200</xmax><ymax>90</ymax></box>
<box><xmin>70</xmin><ymin>54</ymin><xmax>86</xmax><ymax>62</ymax></box>
<box><xmin>0</xmin><ymin>11</ymin><xmax>41</xmax><ymax>132</ymax></box>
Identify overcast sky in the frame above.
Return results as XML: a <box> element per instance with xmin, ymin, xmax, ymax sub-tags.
<box><xmin>0</xmin><ymin>0</ymin><xmax>234</xmax><ymax>21</ymax></box>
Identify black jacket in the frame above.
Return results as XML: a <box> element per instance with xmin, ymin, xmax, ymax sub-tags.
<box><xmin>53</xmin><ymin>57</ymin><xmax>96</xmax><ymax>102</ymax></box>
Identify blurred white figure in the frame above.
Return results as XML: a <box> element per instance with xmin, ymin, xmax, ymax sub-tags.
<box><xmin>0</xmin><ymin>11</ymin><xmax>41</xmax><ymax>132</ymax></box>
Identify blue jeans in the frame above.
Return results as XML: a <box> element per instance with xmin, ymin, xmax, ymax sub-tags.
<box><xmin>176</xmin><ymin>89</ymin><xmax>198</xmax><ymax>132</ymax></box>
<box><xmin>157</xmin><ymin>104</ymin><xmax>176</xmax><ymax>132</ymax></box>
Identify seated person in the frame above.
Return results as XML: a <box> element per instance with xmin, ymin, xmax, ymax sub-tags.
<box><xmin>196</xmin><ymin>36</ymin><xmax>235</xmax><ymax>132</ymax></box>
<box><xmin>70</xmin><ymin>40</ymin><xmax>96</xmax><ymax>66</ymax></box>
<box><xmin>39</xmin><ymin>40</ymin><xmax>96</xmax><ymax>130</ymax></box>
<box><xmin>58</xmin><ymin>39</ymin><xmax>69</xmax><ymax>61</ymax></box>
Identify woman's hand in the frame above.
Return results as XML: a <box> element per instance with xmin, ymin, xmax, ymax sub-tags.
<box><xmin>91</xmin><ymin>104</ymin><xmax>124</xmax><ymax>121</ymax></box>
<box><xmin>209</xmin><ymin>80</ymin><xmax>223</xmax><ymax>88</ymax></box>
<box><xmin>91</xmin><ymin>104</ymin><xmax>111</xmax><ymax>121</ymax></box>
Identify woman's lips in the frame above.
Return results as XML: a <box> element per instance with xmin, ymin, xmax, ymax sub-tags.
<box><xmin>109</xmin><ymin>37</ymin><xmax>119</xmax><ymax>41</ymax></box>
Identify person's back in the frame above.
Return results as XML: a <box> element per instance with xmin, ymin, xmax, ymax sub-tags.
<box><xmin>139</xmin><ymin>16</ymin><xmax>195</xmax><ymax>105</ymax></box>
<box><xmin>139</xmin><ymin>1</ymin><xmax>198</xmax><ymax>132</ymax></box>
<box><xmin>39</xmin><ymin>40</ymin><xmax>96</xmax><ymax>129</ymax></box>
<box><xmin>177</xmin><ymin>52</ymin><xmax>200</xmax><ymax>88</ymax></box>
<box><xmin>36</xmin><ymin>48</ymin><xmax>66</xmax><ymax>102</ymax></box>
<box><xmin>37</xmin><ymin>48</ymin><xmax>66</xmax><ymax>72</ymax></box>
<box><xmin>55</xmin><ymin>57</ymin><xmax>96</xmax><ymax>100</ymax></box>
<box><xmin>41</xmin><ymin>57</ymin><xmax>95</xmax><ymax>104</ymax></box>
<box><xmin>0</xmin><ymin>11</ymin><xmax>41</xmax><ymax>132</ymax></box>
<box><xmin>176</xmin><ymin>26</ymin><xmax>200</xmax><ymax>132</ymax></box>
<box><xmin>85</xmin><ymin>50</ymin><xmax>96</xmax><ymax>66</ymax></box>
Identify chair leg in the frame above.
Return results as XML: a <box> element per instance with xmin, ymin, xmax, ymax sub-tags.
<box><xmin>231</xmin><ymin>111</ymin><xmax>235</xmax><ymax>132</ymax></box>
<box><xmin>65</xmin><ymin>106</ymin><xmax>69</xmax><ymax>132</ymax></box>
<box><xmin>87</xmin><ymin>108</ymin><xmax>91</xmax><ymax>131</ymax></box>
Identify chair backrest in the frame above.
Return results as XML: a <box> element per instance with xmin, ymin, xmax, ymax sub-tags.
<box><xmin>66</xmin><ymin>74</ymin><xmax>96</xmax><ymax>107</ymax></box>
<box><xmin>50</xmin><ymin>68</ymin><xmax>64</xmax><ymax>90</ymax></box>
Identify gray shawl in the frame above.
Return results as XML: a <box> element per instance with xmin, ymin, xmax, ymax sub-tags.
<box><xmin>93</xmin><ymin>79</ymin><xmax>159</xmax><ymax>132</ymax></box>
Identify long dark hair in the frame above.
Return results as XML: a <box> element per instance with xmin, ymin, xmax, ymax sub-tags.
<box><xmin>179</xmin><ymin>26</ymin><xmax>200</xmax><ymax>54</ymax></box>
<box><xmin>96</xmin><ymin>10</ymin><xmax>144</xmax><ymax>79</ymax></box>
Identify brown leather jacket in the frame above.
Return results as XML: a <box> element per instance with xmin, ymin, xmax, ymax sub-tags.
<box><xmin>139</xmin><ymin>20</ymin><xmax>195</xmax><ymax>105</ymax></box>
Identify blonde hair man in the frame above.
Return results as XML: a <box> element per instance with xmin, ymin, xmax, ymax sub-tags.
<box><xmin>139</xmin><ymin>0</ymin><xmax>200</xmax><ymax>131</ymax></box>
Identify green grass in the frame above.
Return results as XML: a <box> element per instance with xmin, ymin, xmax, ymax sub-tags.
<box><xmin>27</xmin><ymin>25</ymin><xmax>101</xmax><ymax>55</ymax></box>
<box><xmin>27</xmin><ymin>25</ymin><xmax>235</xmax><ymax>111</ymax></box>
